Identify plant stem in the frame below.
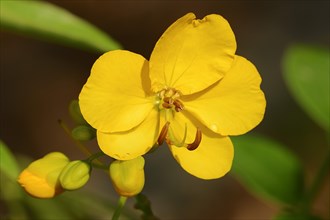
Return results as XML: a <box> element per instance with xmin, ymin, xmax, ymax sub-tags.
<box><xmin>301</xmin><ymin>147</ymin><xmax>330</xmax><ymax>213</ymax></box>
<box><xmin>86</xmin><ymin>151</ymin><xmax>105</xmax><ymax>162</ymax></box>
<box><xmin>112</xmin><ymin>196</ymin><xmax>127</xmax><ymax>220</ymax></box>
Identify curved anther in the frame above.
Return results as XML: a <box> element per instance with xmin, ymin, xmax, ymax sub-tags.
<box><xmin>173</xmin><ymin>99</ymin><xmax>184</xmax><ymax>112</ymax></box>
<box><xmin>187</xmin><ymin>128</ymin><xmax>202</xmax><ymax>151</ymax></box>
<box><xmin>157</xmin><ymin>122</ymin><xmax>170</xmax><ymax>145</ymax></box>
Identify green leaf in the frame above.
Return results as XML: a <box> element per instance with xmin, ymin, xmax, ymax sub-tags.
<box><xmin>283</xmin><ymin>44</ymin><xmax>329</xmax><ymax>131</ymax></box>
<box><xmin>0</xmin><ymin>140</ymin><xmax>20</xmax><ymax>181</ymax></box>
<box><xmin>23</xmin><ymin>195</ymin><xmax>72</xmax><ymax>220</ymax></box>
<box><xmin>231</xmin><ymin>134</ymin><xmax>304</xmax><ymax>205</ymax></box>
<box><xmin>0</xmin><ymin>1</ymin><xmax>122</xmax><ymax>52</ymax></box>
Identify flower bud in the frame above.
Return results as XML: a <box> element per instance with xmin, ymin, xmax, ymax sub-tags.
<box><xmin>59</xmin><ymin>160</ymin><xmax>91</xmax><ymax>190</ymax></box>
<box><xmin>109</xmin><ymin>156</ymin><xmax>145</xmax><ymax>197</ymax></box>
<box><xmin>71</xmin><ymin>125</ymin><xmax>96</xmax><ymax>141</ymax></box>
<box><xmin>17</xmin><ymin>152</ymin><xmax>70</xmax><ymax>199</ymax></box>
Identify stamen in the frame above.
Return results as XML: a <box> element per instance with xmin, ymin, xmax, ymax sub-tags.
<box><xmin>157</xmin><ymin>122</ymin><xmax>170</xmax><ymax>145</ymax></box>
<box><xmin>162</xmin><ymin>102</ymin><xmax>172</xmax><ymax>109</ymax></box>
<box><xmin>187</xmin><ymin>128</ymin><xmax>202</xmax><ymax>151</ymax></box>
<box><xmin>163</xmin><ymin>97</ymin><xmax>173</xmax><ymax>104</ymax></box>
<box><xmin>173</xmin><ymin>100</ymin><xmax>184</xmax><ymax>112</ymax></box>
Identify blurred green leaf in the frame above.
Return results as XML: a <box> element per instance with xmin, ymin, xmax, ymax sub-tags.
<box><xmin>0</xmin><ymin>173</ymin><xmax>28</xmax><ymax>220</ymax></box>
<box><xmin>231</xmin><ymin>134</ymin><xmax>304</xmax><ymax>205</ymax></box>
<box><xmin>0</xmin><ymin>140</ymin><xmax>20</xmax><ymax>181</ymax></box>
<box><xmin>274</xmin><ymin>211</ymin><xmax>322</xmax><ymax>220</ymax></box>
<box><xmin>57</xmin><ymin>191</ymin><xmax>134</xmax><ymax>220</ymax></box>
<box><xmin>283</xmin><ymin>44</ymin><xmax>329</xmax><ymax>131</ymax></box>
<box><xmin>23</xmin><ymin>195</ymin><xmax>73</xmax><ymax>220</ymax></box>
<box><xmin>0</xmin><ymin>1</ymin><xmax>122</xmax><ymax>52</ymax></box>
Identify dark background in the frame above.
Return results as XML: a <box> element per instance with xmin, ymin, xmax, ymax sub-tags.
<box><xmin>1</xmin><ymin>1</ymin><xmax>329</xmax><ymax>219</ymax></box>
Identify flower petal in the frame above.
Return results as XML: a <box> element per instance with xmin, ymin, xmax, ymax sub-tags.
<box><xmin>169</xmin><ymin>113</ymin><xmax>234</xmax><ymax>179</ymax></box>
<box><xmin>168</xmin><ymin>112</ymin><xmax>233</xmax><ymax>179</ymax></box>
<box><xmin>169</xmin><ymin>135</ymin><xmax>233</xmax><ymax>180</ymax></box>
<box><xmin>79</xmin><ymin>50</ymin><xmax>154</xmax><ymax>133</ymax></box>
<box><xmin>149</xmin><ymin>13</ymin><xmax>236</xmax><ymax>95</ymax></box>
<box><xmin>182</xmin><ymin>55</ymin><xmax>266</xmax><ymax>135</ymax></box>
<box><xmin>97</xmin><ymin>109</ymin><xmax>159</xmax><ymax>160</ymax></box>
<box><xmin>18</xmin><ymin>170</ymin><xmax>63</xmax><ymax>198</ymax></box>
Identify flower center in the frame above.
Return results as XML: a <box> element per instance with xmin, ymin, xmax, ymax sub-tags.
<box><xmin>156</xmin><ymin>88</ymin><xmax>184</xmax><ymax>112</ymax></box>
<box><xmin>154</xmin><ymin>88</ymin><xmax>202</xmax><ymax>151</ymax></box>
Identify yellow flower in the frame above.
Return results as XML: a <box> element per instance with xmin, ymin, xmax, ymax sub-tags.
<box><xmin>79</xmin><ymin>13</ymin><xmax>266</xmax><ymax>179</ymax></box>
<box><xmin>17</xmin><ymin>152</ymin><xmax>70</xmax><ymax>198</ymax></box>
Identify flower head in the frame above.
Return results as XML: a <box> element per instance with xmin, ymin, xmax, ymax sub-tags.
<box><xmin>17</xmin><ymin>152</ymin><xmax>70</xmax><ymax>198</ymax></box>
<box><xmin>79</xmin><ymin>13</ymin><xmax>266</xmax><ymax>179</ymax></box>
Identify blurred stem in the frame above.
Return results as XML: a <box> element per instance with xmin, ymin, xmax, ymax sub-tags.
<box><xmin>112</xmin><ymin>196</ymin><xmax>127</xmax><ymax>220</ymax></box>
<box><xmin>86</xmin><ymin>151</ymin><xmax>105</xmax><ymax>162</ymax></box>
<box><xmin>301</xmin><ymin>146</ymin><xmax>330</xmax><ymax>213</ymax></box>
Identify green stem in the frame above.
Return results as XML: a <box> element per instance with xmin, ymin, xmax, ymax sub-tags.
<box><xmin>86</xmin><ymin>151</ymin><xmax>105</xmax><ymax>162</ymax></box>
<box><xmin>90</xmin><ymin>162</ymin><xmax>109</xmax><ymax>170</ymax></box>
<box><xmin>112</xmin><ymin>196</ymin><xmax>127</xmax><ymax>220</ymax></box>
<box><xmin>301</xmin><ymin>147</ymin><xmax>330</xmax><ymax>213</ymax></box>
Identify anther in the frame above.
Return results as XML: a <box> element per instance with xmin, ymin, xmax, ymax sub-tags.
<box><xmin>162</xmin><ymin>102</ymin><xmax>173</xmax><ymax>109</ymax></box>
<box><xmin>157</xmin><ymin>122</ymin><xmax>170</xmax><ymax>145</ymax></box>
<box><xmin>187</xmin><ymin>129</ymin><xmax>202</xmax><ymax>151</ymax></box>
<box><xmin>173</xmin><ymin>100</ymin><xmax>184</xmax><ymax>112</ymax></box>
<box><xmin>163</xmin><ymin>97</ymin><xmax>173</xmax><ymax>104</ymax></box>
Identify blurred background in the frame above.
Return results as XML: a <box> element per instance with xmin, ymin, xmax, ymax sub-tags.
<box><xmin>1</xmin><ymin>1</ymin><xmax>329</xmax><ymax>219</ymax></box>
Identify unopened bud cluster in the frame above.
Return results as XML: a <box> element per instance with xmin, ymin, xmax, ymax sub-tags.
<box><xmin>18</xmin><ymin>100</ymin><xmax>146</xmax><ymax>199</ymax></box>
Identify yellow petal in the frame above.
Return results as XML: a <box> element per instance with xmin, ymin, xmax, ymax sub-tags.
<box><xmin>149</xmin><ymin>13</ymin><xmax>236</xmax><ymax>95</ymax></box>
<box><xmin>170</xmin><ymin>135</ymin><xmax>233</xmax><ymax>180</ymax></box>
<box><xmin>168</xmin><ymin>112</ymin><xmax>234</xmax><ymax>179</ymax></box>
<box><xmin>182</xmin><ymin>55</ymin><xmax>266</xmax><ymax>135</ymax></box>
<box><xmin>97</xmin><ymin>109</ymin><xmax>159</xmax><ymax>160</ymax></box>
<box><xmin>18</xmin><ymin>169</ymin><xmax>63</xmax><ymax>198</ymax></box>
<box><xmin>79</xmin><ymin>50</ymin><xmax>154</xmax><ymax>133</ymax></box>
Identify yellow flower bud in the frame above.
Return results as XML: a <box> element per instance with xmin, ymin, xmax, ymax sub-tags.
<box><xmin>109</xmin><ymin>156</ymin><xmax>145</xmax><ymax>197</ymax></box>
<box><xmin>17</xmin><ymin>152</ymin><xmax>70</xmax><ymax>199</ymax></box>
<box><xmin>59</xmin><ymin>160</ymin><xmax>90</xmax><ymax>190</ymax></box>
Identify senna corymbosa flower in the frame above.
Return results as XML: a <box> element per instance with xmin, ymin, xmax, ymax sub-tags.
<box><xmin>79</xmin><ymin>13</ymin><xmax>266</xmax><ymax>179</ymax></box>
